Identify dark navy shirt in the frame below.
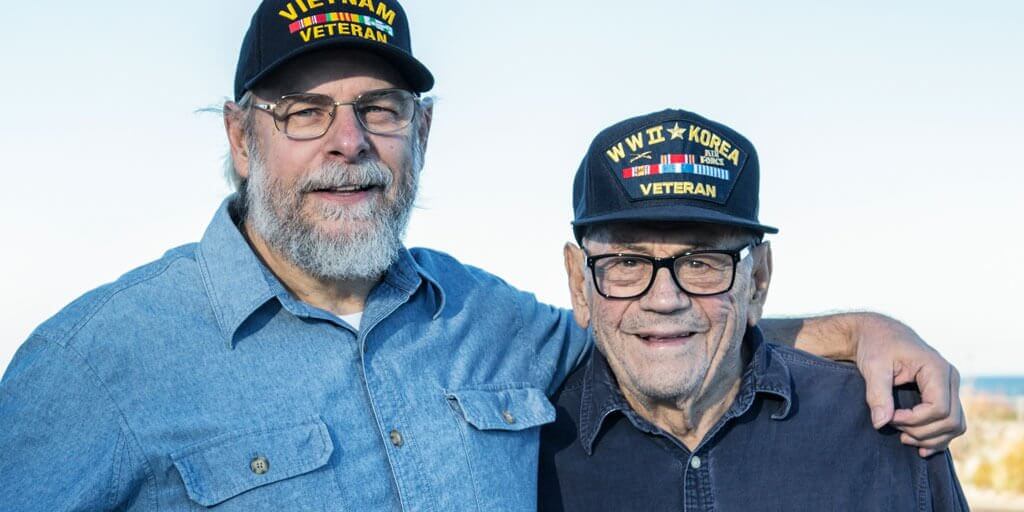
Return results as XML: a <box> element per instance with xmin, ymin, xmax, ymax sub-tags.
<box><xmin>538</xmin><ymin>327</ymin><xmax>969</xmax><ymax>511</ymax></box>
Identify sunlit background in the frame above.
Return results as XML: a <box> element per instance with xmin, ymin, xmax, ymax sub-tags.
<box><xmin>1</xmin><ymin>0</ymin><xmax>1022</xmax><ymax>507</ymax></box>
<box><xmin>3</xmin><ymin>0</ymin><xmax>1019</xmax><ymax>375</ymax></box>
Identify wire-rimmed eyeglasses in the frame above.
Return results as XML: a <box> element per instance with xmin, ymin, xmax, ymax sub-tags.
<box><xmin>252</xmin><ymin>88</ymin><xmax>419</xmax><ymax>140</ymax></box>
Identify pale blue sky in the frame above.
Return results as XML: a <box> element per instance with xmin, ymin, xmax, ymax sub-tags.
<box><xmin>1</xmin><ymin>1</ymin><xmax>1021</xmax><ymax>375</ymax></box>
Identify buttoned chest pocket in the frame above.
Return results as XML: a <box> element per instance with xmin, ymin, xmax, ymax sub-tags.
<box><xmin>170</xmin><ymin>416</ymin><xmax>341</xmax><ymax>510</ymax></box>
<box><xmin>446</xmin><ymin>386</ymin><xmax>555</xmax><ymax>511</ymax></box>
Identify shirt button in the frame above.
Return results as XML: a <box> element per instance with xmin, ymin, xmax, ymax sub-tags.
<box><xmin>502</xmin><ymin>410</ymin><xmax>516</xmax><ymax>424</ymax></box>
<box><xmin>690</xmin><ymin>456</ymin><xmax>702</xmax><ymax>469</ymax></box>
<box><xmin>250</xmin><ymin>455</ymin><xmax>270</xmax><ymax>475</ymax></box>
<box><xmin>390</xmin><ymin>429</ymin><xmax>404</xmax><ymax>447</ymax></box>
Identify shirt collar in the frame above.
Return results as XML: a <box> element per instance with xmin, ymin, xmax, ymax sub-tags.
<box><xmin>197</xmin><ymin>196</ymin><xmax>445</xmax><ymax>347</ymax></box>
<box><xmin>380</xmin><ymin>245</ymin><xmax>447</xmax><ymax>320</ymax></box>
<box><xmin>739</xmin><ymin>325</ymin><xmax>794</xmax><ymax>420</ymax></box>
<box><xmin>576</xmin><ymin>325</ymin><xmax>793</xmax><ymax>455</ymax></box>
<box><xmin>197</xmin><ymin>197</ymin><xmax>277</xmax><ymax>347</ymax></box>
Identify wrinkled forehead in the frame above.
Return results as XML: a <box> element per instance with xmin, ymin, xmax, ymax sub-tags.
<box><xmin>583</xmin><ymin>222</ymin><xmax>754</xmax><ymax>251</ymax></box>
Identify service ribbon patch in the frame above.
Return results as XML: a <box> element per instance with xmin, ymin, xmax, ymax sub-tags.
<box><xmin>605</xmin><ymin>121</ymin><xmax>747</xmax><ymax>204</ymax></box>
<box><xmin>277</xmin><ymin>0</ymin><xmax>398</xmax><ymax>44</ymax></box>
<box><xmin>288</xmin><ymin>12</ymin><xmax>394</xmax><ymax>37</ymax></box>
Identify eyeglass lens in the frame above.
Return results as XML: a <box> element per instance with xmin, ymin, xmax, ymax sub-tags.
<box><xmin>593</xmin><ymin>253</ymin><xmax>736</xmax><ymax>298</ymax></box>
<box><xmin>277</xmin><ymin>89</ymin><xmax>416</xmax><ymax>139</ymax></box>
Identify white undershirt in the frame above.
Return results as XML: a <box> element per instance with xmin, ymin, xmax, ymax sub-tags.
<box><xmin>338</xmin><ymin>311</ymin><xmax>363</xmax><ymax>331</ymax></box>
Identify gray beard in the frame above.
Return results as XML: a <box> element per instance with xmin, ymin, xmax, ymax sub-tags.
<box><xmin>243</xmin><ymin>142</ymin><xmax>418</xmax><ymax>282</ymax></box>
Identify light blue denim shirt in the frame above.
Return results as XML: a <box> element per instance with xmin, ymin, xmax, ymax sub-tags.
<box><xmin>0</xmin><ymin>198</ymin><xmax>589</xmax><ymax>511</ymax></box>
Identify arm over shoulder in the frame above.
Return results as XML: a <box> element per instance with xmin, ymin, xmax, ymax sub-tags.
<box><xmin>0</xmin><ymin>336</ymin><xmax>150</xmax><ymax>511</ymax></box>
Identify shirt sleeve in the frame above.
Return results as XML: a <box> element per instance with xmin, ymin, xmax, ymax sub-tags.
<box><xmin>511</xmin><ymin>289</ymin><xmax>592</xmax><ymax>396</ymax></box>
<box><xmin>926</xmin><ymin>450</ymin><xmax>970</xmax><ymax>511</ymax></box>
<box><xmin>0</xmin><ymin>335</ymin><xmax>149</xmax><ymax>510</ymax></box>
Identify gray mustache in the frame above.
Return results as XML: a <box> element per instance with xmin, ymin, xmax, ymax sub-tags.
<box><xmin>621</xmin><ymin>317</ymin><xmax>708</xmax><ymax>333</ymax></box>
<box><xmin>298</xmin><ymin>161</ymin><xmax>393</xmax><ymax>193</ymax></box>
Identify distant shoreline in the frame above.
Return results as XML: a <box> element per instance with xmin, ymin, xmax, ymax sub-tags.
<box><xmin>964</xmin><ymin>376</ymin><xmax>1024</xmax><ymax>397</ymax></box>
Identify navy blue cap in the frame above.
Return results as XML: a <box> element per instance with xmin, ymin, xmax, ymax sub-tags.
<box><xmin>572</xmin><ymin>109</ymin><xmax>778</xmax><ymax>242</ymax></box>
<box><xmin>234</xmin><ymin>0</ymin><xmax>434</xmax><ymax>101</ymax></box>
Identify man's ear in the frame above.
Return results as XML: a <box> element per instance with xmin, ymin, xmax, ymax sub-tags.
<box><xmin>224</xmin><ymin>101</ymin><xmax>253</xmax><ymax>180</ymax></box>
<box><xmin>564</xmin><ymin>242</ymin><xmax>591</xmax><ymax>329</ymax></box>
<box><xmin>415</xmin><ymin>100</ymin><xmax>433</xmax><ymax>160</ymax></box>
<box><xmin>747</xmin><ymin>241</ymin><xmax>773</xmax><ymax>327</ymax></box>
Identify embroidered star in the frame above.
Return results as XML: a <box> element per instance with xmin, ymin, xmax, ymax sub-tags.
<box><xmin>667</xmin><ymin>122</ymin><xmax>686</xmax><ymax>140</ymax></box>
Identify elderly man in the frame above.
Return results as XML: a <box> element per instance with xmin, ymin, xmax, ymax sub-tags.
<box><xmin>0</xmin><ymin>1</ymin><xmax>961</xmax><ymax>511</ymax></box>
<box><xmin>538</xmin><ymin>109</ymin><xmax>969</xmax><ymax>511</ymax></box>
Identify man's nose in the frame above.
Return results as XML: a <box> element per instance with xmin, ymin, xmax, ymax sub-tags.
<box><xmin>323</xmin><ymin>105</ymin><xmax>371</xmax><ymax>162</ymax></box>
<box><xmin>639</xmin><ymin>267</ymin><xmax>691</xmax><ymax>313</ymax></box>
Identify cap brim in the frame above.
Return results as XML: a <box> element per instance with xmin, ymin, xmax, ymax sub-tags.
<box><xmin>573</xmin><ymin>205</ymin><xmax>778</xmax><ymax>235</ymax></box>
<box><xmin>243</xmin><ymin>37</ymin><xmax>434</xmax><ymax>97</ymax></box>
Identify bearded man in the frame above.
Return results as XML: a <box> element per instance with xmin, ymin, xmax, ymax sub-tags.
<box><xmin>0</xmin><ymin>1</ymin><xmax>964</xmax><ymax>511</ymax></box>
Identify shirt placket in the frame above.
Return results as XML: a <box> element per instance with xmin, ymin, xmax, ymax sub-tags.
<box><xmin>637</xmin><ymin>402</ymin><xmax>743</xmax><ymax>512</ymax></box>
<box><xmin>629</xmin><ymin>412</ymin><xmax>709</xmax><ymax>512</ymax></box>
<box><xmin>682</xmin><ymin>387</ymin><xmax>756</xmax><ymax>512</ymax></box>
<box><xmin>645</xmin><ymin>435</ymin><xmax>706</xmax><ymax>512</ymax></box>
<box><xmin>357</xmin><ymin>281</ymin><xmax>435</xmax><ymax>512</ymax></box>
<box><xmin>683</xmin><ymin>448</ymin><xmax>713</xmax><ymax>512</ymax></box>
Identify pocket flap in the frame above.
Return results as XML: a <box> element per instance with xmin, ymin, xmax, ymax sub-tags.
<box><xmin>447</xmin><ymin>386</ymin><xmax>555</xmax><ymax>431</ymax></box>
<box><xmin>170</xmin><ymin>416</ymin><xmax>334</xmax><ymax>506</ymax></box>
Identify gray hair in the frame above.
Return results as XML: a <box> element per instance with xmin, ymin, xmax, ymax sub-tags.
<box><xmin>581</xmin><ymin>223</ymin><xmax>763</xmax><ymax>249</ymax></box>
<box><xmin>222</xmin><ymin>93</ymin><xmax>433</xmax><ymax>191</ymax></box>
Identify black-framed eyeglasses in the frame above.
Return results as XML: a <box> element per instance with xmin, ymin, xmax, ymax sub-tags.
<box><xmin>586</xmin><ymin>244</ymin><xmax>755</xmax><ymax>299</ymax></box>
<box><xmin>252</xmin><ymin>88</ymin><xmax>419</xmax><ymax>140</ymax></box>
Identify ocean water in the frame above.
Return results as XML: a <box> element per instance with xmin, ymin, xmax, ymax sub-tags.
<box><xmin>964</xmin><ymin>376</ymin><xmax>1024</xmax><ymax>397</ymax></box>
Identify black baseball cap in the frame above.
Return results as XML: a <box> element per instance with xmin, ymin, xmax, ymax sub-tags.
<box><xmin>572</xmin><ymin>109</ymin><xmax>778</xmax><ymax>243</ymax></box>
<box><xmin>234</xmin><ymin>0</ymin><xmax>434</xmax><ymax>100</ymax></box>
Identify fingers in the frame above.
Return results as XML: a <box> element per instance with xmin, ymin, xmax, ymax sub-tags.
<box><xmin>893</xmin><ymin>367</ymin><xmax>965</xmax><ymax>456</ymax></box>
<box><xmin>850</xmin><ymin>314</ymin><xmax>967</xmax><ymax>457</ymax></box>
<box><xmin>892</xmin><ymin>400</ymin><xmax>949</xmax><ymax>429</ymax></box>
<box><xmin>895</xmin><ymin>411</ymin><xmax>962</xmax><ymax>443</ymax></box>
<box><xmin>860</xmin><ymin>355</ymin><xmax>896</xmax><ymax>428</ymax></box>
<box><xmin>899</xmin><ymin>430</ymin><xmax>961</xmax><ymax>453</ymax></box>
<box><xmin>891</xmin><ymin>356</ymin><xmax>952</xmax><ymax>427</ymax></box>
